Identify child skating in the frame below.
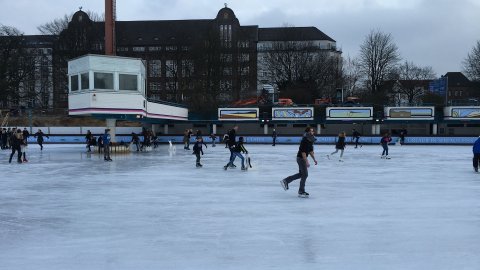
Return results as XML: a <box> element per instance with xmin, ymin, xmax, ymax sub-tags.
<box><xmin>193</xmin><ymin>137</ymin><xmax>205</xmax><ymax>167</ymax></box>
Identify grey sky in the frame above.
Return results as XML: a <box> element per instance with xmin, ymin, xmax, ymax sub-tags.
<box><xmin>1</xmin><ymin>0</ymin><xmax>479</xmax><ymax>76</ymax></box>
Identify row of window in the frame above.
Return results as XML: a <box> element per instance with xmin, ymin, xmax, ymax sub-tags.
<box><xmin>70</xmin><ymin>72</ymin><xmax>138</xmax><ymax>91</ymax></box>
<box><xmin>119</xmin><ymin>45</ymin><xmax>190</xmax><ymax>52</ymax></box>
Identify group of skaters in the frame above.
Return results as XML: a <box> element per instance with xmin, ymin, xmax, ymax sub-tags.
<box><xmin>84</xmin><ymin>129</ymin><xmax>112</xmax><ymax>161</ymax></box>
<box><xmin>2</xmin><ymin>127</ymin><xmax>48</xmax><ymax>163</ymax></box>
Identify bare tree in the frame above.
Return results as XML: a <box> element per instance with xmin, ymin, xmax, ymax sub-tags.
<box><xmin>37</xmin><ymin>11</ymin><xmax>104</xmax><ymax>35</ymax></box>
<box><xmin>463</xmin><ymin>40</ymin><xmax>480</xmax><ymax>81</ymax></box>
<box><xmin>393</xmin><ymin>61</ymin><xmax>436</xmax><ymax>105</ymax></box>
<box><xmin>0</xmin><ymin>25</ymin><xmax>38</xmax><ymax>109</ymax></box>
<box><xmin>359</xmin><ymin>30</ymin><xmax>401</xmax><ymax>93</ymax></box>
<box><xmin>341</xmin><ymin>56</ymin><xmax>363</xmax><ymax>97</ymax></box>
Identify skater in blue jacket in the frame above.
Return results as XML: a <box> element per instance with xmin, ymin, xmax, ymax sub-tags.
<box><xmin>472</xmin><ymin>136</ymin><xmax>480</xmax><ymax>172</ymax></box>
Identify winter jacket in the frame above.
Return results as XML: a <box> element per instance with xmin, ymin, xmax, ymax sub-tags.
<box><xmin>473</xmin><ymin>137</ymin><xmax>480</xmax><ymax>153</ymax></box>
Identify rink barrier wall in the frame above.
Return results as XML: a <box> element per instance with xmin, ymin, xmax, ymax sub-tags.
<box><xmin>23</xmin><ymin>135</ymin><xmax>480</xmax><ymax>145</ymax></box>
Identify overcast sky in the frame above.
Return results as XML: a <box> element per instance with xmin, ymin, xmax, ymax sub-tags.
<box><xmin>1</xmin><ymin>0</ymin><xmax>479</xmax><ymax>76</ymax></box>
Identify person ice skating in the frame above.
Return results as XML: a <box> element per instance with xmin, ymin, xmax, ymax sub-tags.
<box><xmin>103</xmin><ymin>129</ymin><xmax>112</xmax><ymax>161</ymax></box>
<box><xmin>272</xmin><ymin>129</ymin><xmax>277</xmax><ymax>146</ymax></box>
<box><xmin>226</xmin><ymin>126</ymin><xmax>238</xmax><ymax>168</ymax></box>
<box><xmin>97</xmin><ymin>136</ymin><xmax>104</xmax><ymax>153</ymax></box>
<box><xmin>131</xmin><ymin>132</ymin><xmax>140</xmax><ymax>151</ymax></box>
<box><xmin>85</xmin><ymin>130</ymin><xmax>93</xmax><ymax>152</ymax></box>
<box><xmin>280</xmin><ymin>127</ymin><xmax>318</xmax><ymax>197</ymax></box>
<box><xmin>21</xmin><ymin>131</ymin><xmax>28</xmax><ymax>162</ymax></box>
<box><xmin>399</xmin><ymin>128</ymin><xmax>407</xmax><ymax>145</ymax></box>
<box><xmin>193</xmin><ymin>137</ymin><xmax>205</xmax><ymax>167</ymax></box>
<box><xmin>8</xmin><ymin>129</ymin><xmax>23</xmax><ymax>163</ymax></box>
<box><xmin>327</xmin><ymin>131</ymin><xmax>346</xmax><ymax>161</ymax></box>
<box><xmin>223</xmin><ymin>132</ymin><xmax>229</xmax><ymax>148</ymax></box>
<box><xmin>183</xmin><ymin>129</ymin><xmax>193</xmax><ymax>150</ymax></box>
<box><xmin>210</xmin><ymin>133</ymin><xmax>217</xmax><ymax>147</ymax></box>
<box><xmin>34</xmin><ymin>129</ymin><xmax>48</xmax><ymax>151</ymax></box>
<box><xmin>472</xmin><ymin>136</ymin><xmax>480</xmax><ymax>172</ymax></box>
<box><xmin>380</xmin><ymin>132</ymin><xmax>392</xmax><ymax>159</ymax></box>
<box><xmin>224</xmin><ymin>136</ymin><xmax>248</xmax><ymax>170</ymax></box>
<box><xmin>22</xmin><ymin>127</ymin><xmax>30</xmax><ymax>141</ymax></box>
<box><xmin>352</xmin><ymin>128</ymin><xmax>361</xmax><ymax>148</ymax></box>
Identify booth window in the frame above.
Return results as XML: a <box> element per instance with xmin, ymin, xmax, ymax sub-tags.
<box><xmin>80</xmin><ymin>73</ymin><xmax>89</xmax><ymax>90</ymax></box>
<box><xmin>94</xmin><ymin>72</ymin><xmax>114</xmax><ymax>90</ymax></box>
<box><xmin>119</xmin><ymin>74</ymin><xmax>138</xmax><ymax>91</ymax></box>
<box><xmin>71</xmin><ymin>75</ymin><xmax>79</xmax><ymax>91</ymax></box>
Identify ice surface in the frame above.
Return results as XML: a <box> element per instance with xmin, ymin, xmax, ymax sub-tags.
<box><xmin>1</xmin><ymin>143</ymin><xmax>480</xmax><ymax>270</ymax></box>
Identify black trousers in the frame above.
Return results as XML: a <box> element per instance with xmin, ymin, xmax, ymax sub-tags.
<box><xmin>284</xmin><ymin>157</ymin><xmax>309</xmax><ymax>193</ymax></box>
<box><xmin>473</xmin><ymin>153</ymin><xmax>480</xmax><ymax>169</ymax></box>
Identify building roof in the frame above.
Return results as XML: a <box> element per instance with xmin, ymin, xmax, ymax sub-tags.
<box><xmin>444</xmin><ymin>72</ymin><xmax>471</xmax><ymax>86</ymax></box>
<box><xmin>258</xmin><ymin>27</ymin><xmax>335</xmax><ymax>42</ymax></box>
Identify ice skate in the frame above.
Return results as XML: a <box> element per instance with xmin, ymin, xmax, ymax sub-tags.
<box><xmin>339</xmin><ymin>158</ymin><xmax>344</xmax><ymax>162</ymax></box>
<box><xmin>385</xmin><ymin>156</ymin><xmax>391</xmax><ymax>159</ymax></box>
<box><xmin>381</xmin><ymin>155</ymin><xmax>385</xmax><ymax>159</ymax></box>
<box><xmin>326</xmin><ymin>154</ymin><xmax>330</xmax><ymax>160</ymax></box>
<box><xmin>280</xmin><ymin>179</ymin><xmax>289</xmax><ymax>191</ymax></box>
<box><xmin>298</xmin><ymin>192</ymin><xmax>309</xmax><ymax>198</ymax></box>
<box><xmin>241</xmin><ymin>166</ymin><xmax>246</xmax><ymax>170</ymax></box>
<box><xmin>223</xmin><ymin>164</ymin><xmax>229</xmax><ymax>170</ymax></box>
<box><xmin>475</xmin><ymin>167</ymin><xmax>478</xmax><ymax>173</ymax></box>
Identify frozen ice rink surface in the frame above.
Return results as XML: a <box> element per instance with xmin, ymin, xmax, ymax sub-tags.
<box><xmin>1</xmin><ymin>143</ymin><xmax>480</xmax><ymax>270</ymax></box>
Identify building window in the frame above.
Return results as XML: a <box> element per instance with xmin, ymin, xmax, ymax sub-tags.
<box><xmin>223</xmin><ymin>67</ymin><xmax>232</xmax><ymax>76</ymax></box>
<box><xmin>240</xmin><ymin>66</ymin><xmax>249</xmax><ymax>76</ymax></box>
<box><xmin>133</xmin><ymin>46</ymin><xmax>145</xmax><ymax>52</ymax></box>
<box><xmin>149</xmin><ymin>60</ymin><xmax>161</xmax><ymax>77</ymax></box>
<box><xmin>238</xmin><ymin>41</ymin><xmax>249</xmax><ymax>48</ymax></box>
<box><xmin>220</xmin><ymin>25</ymin><xmax>232</xmax><ymax>48</ymax></box>
<box><xmin>181</xmin><ymin>60</ymin><xmax>194</xmax><ymax>77</ymax></box>
<box><xmin>239</xmin><ymin>53</ymin><xmax>249</xmax><ymax>62</ymax></box>
<box><xmin>94</xmin><ymin>72</ymin><xmax>114</xmax><ymax>90</ymax></box>
<box><xmin>220</xmin><ymin>54</ymin><xmax>232</xmax><ymax>62</ymax></box>
<box><xmin>166</xmin><ymin>60</ymin><xmax>177</xmax><ymax>77</ymax></box>
<box><xmin>117</xmin><ymin>47</ymin><xmax>129</xmax><ymax>52</ymax></box>
<box><xmin>119</xmin><ymin>74</ymin><xmax>138</xmax><ymax>91</ymax></box>
<box><xmin>166</xmin><ymin>45</ymin><xmax>177</xmax><ymax>51</ymax></box>
<box><xmin>148</xmin><ymin>46</ymin><xmax>162</xmax><ymax>51</ymax></box>
<box><xmin>80</xmin><ymin>73</ymin><xmax>89</xmax><ymax>90</ymax></box>
<box><xmin>71</xmin><ymin>75</ymin><xmax>79</xmax><ymax>91</ymax></box>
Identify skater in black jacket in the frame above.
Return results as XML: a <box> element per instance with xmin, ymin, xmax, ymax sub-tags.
<box><xmin>280</xmin><ymin>127</ymin><xmax>317</xmax><ymax>197</ymax></box>
<box><xmin>193</xmin><ymin>137</ymin><xmax>205</xmax><ymax>167</ymax></box>
<box><xmin>9</xmin><ymin>129</ymin><xmax>23</xmax><ymax>163</ymax></box>
<box><xmin>34</xmin><ymin>129</ymin><xmax>48</xmax><ymax>150</ymax></box>
<box><xmin>327</xmin><ymin>131</ymin><xmax>347</xmax><ymax>161</ymax></box>
<box><xmin>224</xmin><ymin>136</ymin><xmax>248</xmax><ymax>170</ymax></box>
<box><xmin>272</xmin><ymin>129</ymin><xmax>277</xmax><ymax>146</ymax></box>
<box><xmin>352</xmin><ymin>128</ymin><xmax>361</xmax><ymax>148</ymax></box>
<box><xmin>226</xmin><ymin>126</ymin><xmax>238</xmax><ymax>168</ymax></box>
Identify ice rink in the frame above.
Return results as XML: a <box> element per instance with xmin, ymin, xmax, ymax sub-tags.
<box><xmin>2</xmin><ymin>142</ymin><xmax>480</xmax><ymax>270</ymax></box>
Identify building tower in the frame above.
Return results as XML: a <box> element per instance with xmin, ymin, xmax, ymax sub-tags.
<box><xmin>105</xmin><ymin>0</ymin><xmax>116</xmax><ymax>55</ymax></box>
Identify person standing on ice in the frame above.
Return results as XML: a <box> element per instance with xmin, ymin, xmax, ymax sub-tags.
<box><xmin>380</xmin><ymin>132</ymin><xmax>392</xmax><ymax>159</ymax></box>
<box><xmin>472</xmin><ymin>136</ymin><xmax>480</xmax><ymax>172</ymax></box>
<box><xmin>280</xmin><ymin>127</ymin><xmax>318</xmax><ymax>197</ymax></box>
<box><xmin>327</xmin><ymin>131</ymin><xmax>346</xmax><ymax>161</ymax></box>
<box><xmin>352</xmin><ymin>128</ymin><xmax>361</xmax><ymax>148</ymax></box>
<box><xmin>193</xmin><ymin>136</ymin><xmax>205</xmax><ymax>167</ymax></box>
<box><xmin>102</xmin><ymin>129</ymin><xmax>112</xmax><ymax>161</ymax></box>
<box><xmin>272</xmin><ymin>129</ymin><xmax>277</xmax><ymax>146</ymax></box>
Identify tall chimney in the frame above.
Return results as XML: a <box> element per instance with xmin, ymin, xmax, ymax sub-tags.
<box><xmin>105</xmin><ymin>0</ymin><xmax>116</xmax><ymax>55</ymax></box>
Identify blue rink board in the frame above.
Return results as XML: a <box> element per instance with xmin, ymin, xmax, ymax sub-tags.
<box><xmin>27</xmin><ymin>135</ymin><xmax>479</xmax><ymax>145</ymax></box>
